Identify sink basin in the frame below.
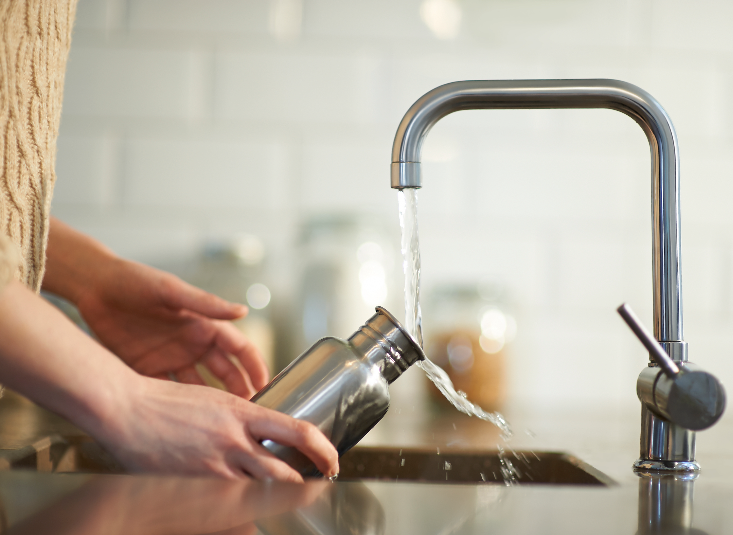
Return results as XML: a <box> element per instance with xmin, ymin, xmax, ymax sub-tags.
<box><xmin>338</xmin><ymin>446</ymin><xmax>614</xmax><ymax>486</ymax></box>
<box><xmin>2</xmin><ymin>436</ymin><xmax>612</xmax><ymax>487</ymax></box>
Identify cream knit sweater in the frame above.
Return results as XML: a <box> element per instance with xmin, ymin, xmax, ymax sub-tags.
<box><xmin>0</xmin><ymin>0</ymin><xmax>78</xmax><ymax>292</ymax></box>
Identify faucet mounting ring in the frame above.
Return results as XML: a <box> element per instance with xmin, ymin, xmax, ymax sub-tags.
<box><xmin>633</xmin><ymin>459</ymin><xmax>700</xmax><ymax>472</ymax></box>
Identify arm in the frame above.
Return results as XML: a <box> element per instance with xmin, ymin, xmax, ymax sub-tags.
<box><xmin>0</xmin><ymin>279</ymin><xmax>338</xmax><ymax>480</ymax></box>
<box><xmin>43</xmin><ymin>218</ymin><xmax>268</xmax><ymax>398</ymax></box>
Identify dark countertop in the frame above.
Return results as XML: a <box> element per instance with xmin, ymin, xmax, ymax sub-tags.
<box><xmin>2</xmin><ymin>389</ymin><xmax>733</xmax><ymax>534</ymax></box>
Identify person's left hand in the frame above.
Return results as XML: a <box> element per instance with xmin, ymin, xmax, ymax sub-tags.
<box><xmin>74</xmin><ymin>258</ymin><xmax>269</xmax><ymax>399</ymax></box>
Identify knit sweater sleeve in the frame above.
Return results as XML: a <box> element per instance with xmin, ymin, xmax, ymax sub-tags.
<box><xmin>0</xmin><ymin>0</ymin><xmax>78</xmax><ymax>293</ymax></box>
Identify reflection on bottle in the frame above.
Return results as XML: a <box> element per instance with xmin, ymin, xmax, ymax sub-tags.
<box><xmin>636</xmin><ymin>472</ymin><xmax>708</xmax><ymax>535</ymax></box>
<box><xmin>257</xmin><ymin>481</ymin><xmax>385</xmax><ymax>535</ymax></box>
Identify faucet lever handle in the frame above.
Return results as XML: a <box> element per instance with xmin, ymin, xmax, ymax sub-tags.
<box><xmin>621</xmin><ymin>302</ymin><xmax>727</xmax><ymax>431</ymax></box>
<box><xmin>617</xmin><ymin>303</ymin><xmax>679</xmax><ymax>377</ymax></box>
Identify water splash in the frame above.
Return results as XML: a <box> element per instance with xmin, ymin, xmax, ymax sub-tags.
<box><xmin>397</xmin><ymin>189</ymin><xmax>512</xmax><ymax>440</ymax></box>
<box><xmin>419</xmin><ymin>359</ymin><xmax>512</xmax><ymax>438</ymax></box>
<box><xmin>497</xmin><ymin>445</ymin><xmax>521</xmax><ymax>486</ymax></box>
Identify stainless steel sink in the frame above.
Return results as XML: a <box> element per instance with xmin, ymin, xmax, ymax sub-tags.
<box><xmin>338</xmin><ymin>446</ymin><xmax>614</xmax><ymax>486</ymax></box>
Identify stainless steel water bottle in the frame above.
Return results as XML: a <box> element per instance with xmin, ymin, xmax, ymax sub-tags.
<box><xmin>251</xmin><ymin>306</ymin><xmax>425</xmax><ymax>476</ymax></box>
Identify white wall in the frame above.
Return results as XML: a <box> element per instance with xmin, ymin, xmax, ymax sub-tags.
<box><xmin>53</xmin><ymin>0</ymin><xmax>733</xmax><ymax>411</ymax></box>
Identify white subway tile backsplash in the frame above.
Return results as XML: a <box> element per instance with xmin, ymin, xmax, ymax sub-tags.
<box><xmin>304</xmin><ymin>0</ymin><xmax>429</xmax><ymax>40</ymax></box>
<box><xmin>681</xmin><ymin>158</ymin><xmax>733</xmax><ymax>225</ymax></box>
<box><xmin>300</xmin><ymin>137</ymin><xmax>393</xmax><ymax>211</ymax></box>
<box><xmin>74</xmin><ymin>0</ymin><xmax>126</xmax><ymax>32</ymax></box>
<box><xmin>634</xmin><ymin>60</ymin><xmax>729</xmax><ymax>142</ymax></box>
<box><xmin>651</xmin><ymin>0</ymin><xmax>733</xmax><ymax>53</ymax></box>
<box><xmin>470</xmin><ymin>146</ymin><xmax>645</xmax><ymax>222</ymax></box>
<box><xmin>215</xmin><ymin>50</ymin><xmax>379</xmax><ymax>124</ymax></box>
<box><xmin>463</xmin><ymin>0</ymin><xmax>639</xmax><ymax>50</ymax></box>
<box><xmin>123</xmin><ymin>136</ymin><xmax>289</xmax><ymax>209</ymax></box>
<box><xmin>64</xmin><ymin>46</ymin><xmax>205</xmax><ymax>119</ymax></box>
<box><xmin>54</xmin><ymin>132</ymin><xmax>120</xmax><ymax>206</ymax></box>
<box><xmin>557</xmin><ymin>234</ymin><xmax>628</xmax><ymax>311</ymax></box>
<box><xmin>683</xmin><ymin>237</ymin><xmax>725</xmax><ymax>314</ymax></box>
<box><xmin>127</xmin><ymin>0</ymin><xmax>270</xmax><ymax>35</ymax></box>
<box><xmin>418</xmin><ymin>227</ymin><xmax>548</xmax><ymax>311</ymax></box>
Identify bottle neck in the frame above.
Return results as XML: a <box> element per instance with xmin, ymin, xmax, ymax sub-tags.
<box><xmin>348</xmin><ymin>307</ymin><xmax>425</xmax><ymax>384</ymax></box>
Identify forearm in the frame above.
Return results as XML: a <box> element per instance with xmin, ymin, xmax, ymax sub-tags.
<box><xmin>43</xmin><ymin>217</ymin><xmax>118</xmax><ymax>304</ymax></box>
<box><xmin>0</xmin><ymin>280</ymin><xmax>136</xmax><ymax>441</ymax></box>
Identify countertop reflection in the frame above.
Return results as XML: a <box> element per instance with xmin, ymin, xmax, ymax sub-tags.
<box><xmin>2</xmin><ymin>463</ymin><xmax>733</xmax><ymax>534</ymax></box>
<box><xmin>1</xmin><ymin>471</ymin><xmax>328</xmax><ymax>535</ymax></box>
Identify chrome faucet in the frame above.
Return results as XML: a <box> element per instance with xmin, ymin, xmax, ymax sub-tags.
<box><xmin>390</xmin><ymin>80</ymin><xmax>725</xmax><ymax>472</ymax></box>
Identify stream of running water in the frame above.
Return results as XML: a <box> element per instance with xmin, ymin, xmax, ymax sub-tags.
<box><xmin>398</xmin><ymin>189</ymin><xmax>512</xmax><ymax>441</ymax></box>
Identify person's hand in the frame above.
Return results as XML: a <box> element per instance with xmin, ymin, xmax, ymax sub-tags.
<box><xmin>75</xmin><ymin>257</ymin><xmax>269</xmax><ymax>399</ymax></box>
<box><xmin>98</xmin><ymin>376</ymin><xmax>338</xmax><ymax>481</ymax></box>
<box><xmin>43</xmin><ymin>218</ymin><xmax>269</xmax><ymax>398</ymax></box>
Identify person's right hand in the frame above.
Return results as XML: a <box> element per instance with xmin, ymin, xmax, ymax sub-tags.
<box><xmin>96</xmin><ymin>376</ymin><xmax>339</xmax><ymax>482</ymax></box>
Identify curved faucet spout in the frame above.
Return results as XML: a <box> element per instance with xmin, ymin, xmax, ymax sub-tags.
<box><xmin>390</xmin><ymin>79</ymin><xmax>683</xmax><ymax>348</ymax></box>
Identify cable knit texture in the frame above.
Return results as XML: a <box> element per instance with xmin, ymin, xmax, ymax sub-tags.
<box><xmin>0</xmin><ymin>0</ymin><xmax>77</xmax><ymax>292</ymax></box>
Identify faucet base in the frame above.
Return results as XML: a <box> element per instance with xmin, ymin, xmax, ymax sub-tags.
<box><xmin>637</xmin><ymin>404</ymin><xmax>697</xmax><ymax>471</ymax></box>
<box><xmin>633</xmin><ymin>459</ymin><xmax>700</xmax><ymax>473</ymax></box>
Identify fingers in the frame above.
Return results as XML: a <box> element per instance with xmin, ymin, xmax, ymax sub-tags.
<box><xmin>201</xmin><ymin>348</ymin><xmax>257</xmax><ymax>399</ymax></box>
<box><xmin>160</xmin><ymin>275</ymin><xmax>248</xmax><ymax>320</ymax></box>
<box><xmin>215</xmin><ymin>322</ymin><xmax>270</xmax><ymax>391</ymax></box>
<box><xmin>236</xmin><ymin>443</ymin><xmax>305</xmax><ymax>483</ymax></box>
<box><xmin>247</xmin><ymin>408</ymin><xmax>339</xmax><ymax>478</ymax></box>
<box><xmin>176</xmin><ymin>365</ymin><xmax>207</xmax><ymax>386</ymax></box>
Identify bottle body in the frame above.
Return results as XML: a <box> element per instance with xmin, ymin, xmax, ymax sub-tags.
<box><xmin>251</xmin><ymin>307</ymin><xmax>424</xmax><ymax>476</ymax></box>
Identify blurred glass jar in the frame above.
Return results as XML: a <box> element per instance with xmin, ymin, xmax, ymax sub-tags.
<box><xmin>292</xmin><ymin>215</ymin><xmax>401</xmax><ymax>359</ymax></box>
<box><xmin>424</xmin><ymin>282</ymin><xmax>515</xmax><ymax>412</ymax></box>
<box><xmin>186</xmin><ymin>235</ymin><xmax>275</xmax><ymax>376</ymax></box>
